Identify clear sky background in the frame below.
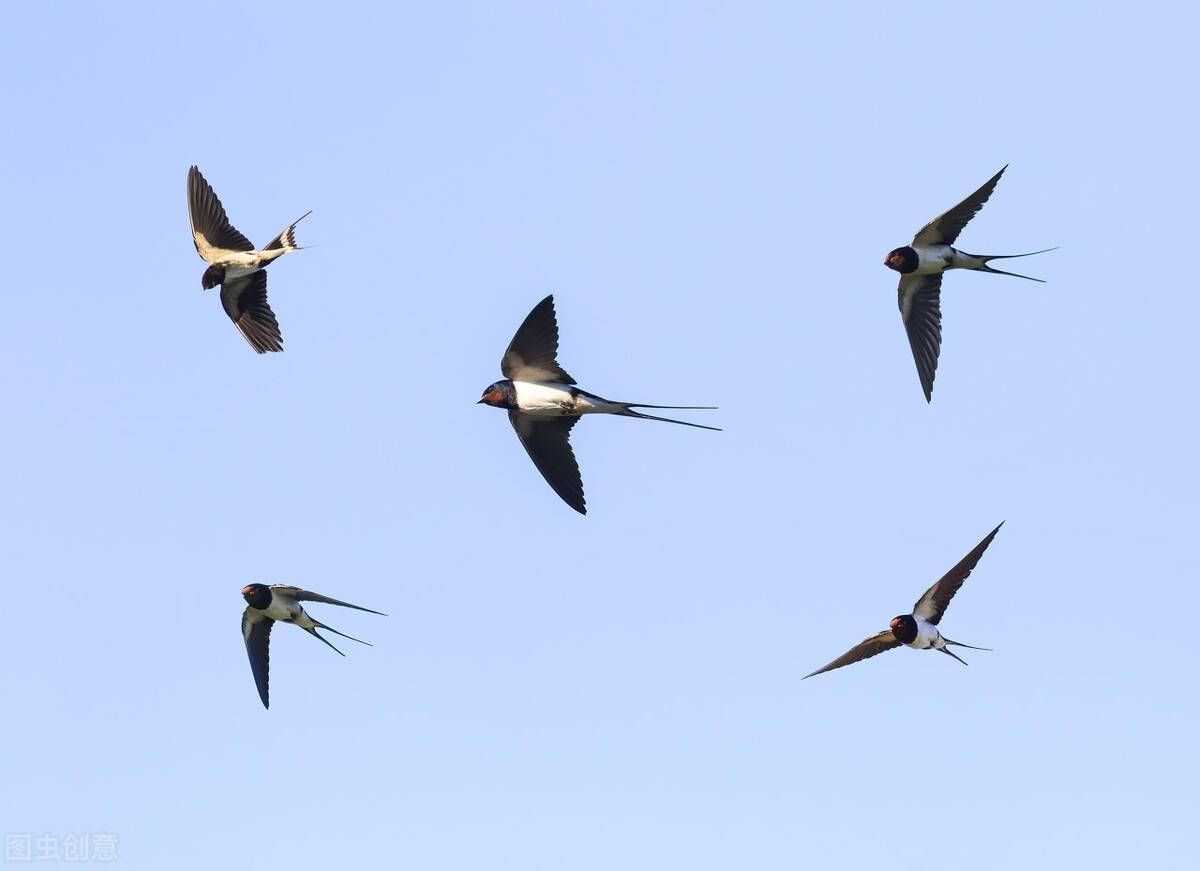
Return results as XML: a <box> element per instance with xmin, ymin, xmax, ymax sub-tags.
<box><xmin>2</xmin><ymin>2</ymin><xmax>1197</xmax><ymax>868</ymax></box>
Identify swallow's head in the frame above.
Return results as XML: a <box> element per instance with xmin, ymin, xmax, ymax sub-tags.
<box><xmin>889</xmin><ymin>614</ymin><xmax>918</xmax><ymax>644</ymax></box>
<box><xmin>242</xmin><ymin>583</ymin><xmax>272</xmax><ymax>609</ymax></box>
<box><xmin>885</xmin><ymin>246</ymin><xmax>918</xmax><ymax>274</ymax></box>
<box><xmin>477</xmin><ymin>380</ymin><xmax>514</xmax><ymax>409</ymax></box>
<box><xmin>201</xmin><ymin>264</ymin><xmax>226</xmax><ymax>290</ymax></box>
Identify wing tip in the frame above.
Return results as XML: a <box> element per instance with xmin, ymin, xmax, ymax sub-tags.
<box><xmin>537</xmin><ymin>294</ymin><xmax>558</xmax><ymax>322</ymax></box>
<box><xmin>187</xmin><ymin>165</ymin><xmax>206</xmax><ymax>194</ymax></box>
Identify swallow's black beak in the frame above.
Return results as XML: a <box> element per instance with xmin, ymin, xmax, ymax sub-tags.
<box><xmin>476</xmin><ymin>398</ymin><xmax>486</xmax><ymax>404</ymax></box>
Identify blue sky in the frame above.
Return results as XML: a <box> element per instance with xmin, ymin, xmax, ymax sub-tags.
<box><xmin>2</xmin><ymin>2</ymin><xmax>1197</xmax><ymax>868</ymax></box>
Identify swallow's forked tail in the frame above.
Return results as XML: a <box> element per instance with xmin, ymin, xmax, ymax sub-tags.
<box><xmin>964</xmin><ymin>247</ymin><xmax>1058</xmax><ymax>283</ymax></box>
<box><xmin>938</xmin><ymin>637</ymin><xmax>993</xmax><ymax>666</ymax></box>
<box><xmin>304</xmin><ymin>620</ymin><xmax>372</xmax><ymax>656</ymax></box>
<box><xmin>616</xmin><ymin>404</ymin><xmax>721</xmax><ymax>431</ymax></box>
<box><xmin>264</xmin><ymin>210</ymin><xmax>313</xmax><ymax>252</ymax></box>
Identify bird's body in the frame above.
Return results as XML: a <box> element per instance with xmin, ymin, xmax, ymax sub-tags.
<box><xmin>885</xmin><ymin>165</ymin><xmax>1056</xmax><ymax>401</ymax></box>
<box><xmin>187</xmin><ymin>165</ymin><xmax>310</xmax><ymax>353</ymax></box>
<box><xmin>510</xmin><ymin>380</ymin><xmax>624</xmax><ymax>418</ymax></box>
<box><xmin>909</xmin><ymin>243</ymin><xmax>982</xmax><ymax>275</ymax></box>
<box><xmin>803</xmin><ymin>523</ymin><xmax>1002</xmax><ymax>679</ymax></box>
<box><xmin>477</xmin><ymin>295</ymin><xmax>719</xmax><ymax>514</ymax></box>
<box><xmin>251</xmin><ymin>587</ymin><xmax>321</xmax><ymax>628</ymax></box>
<box><xmin>204</xmin><ymin>249</ymin><xmax>288</xmax><ymax>277</ymax></box>
<box><xmin>901</xmin><ymin>616</ymin><xmax>943</xmax><ymax>650</ymax></box>
<box><xmin>240</xmin><ymin>583</ymin><xmax>384</xmax><ymax>708</ymax></box>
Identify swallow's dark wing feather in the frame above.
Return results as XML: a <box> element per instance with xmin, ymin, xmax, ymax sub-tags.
<box><xmin>271</xmin><ymin>586</ymin><xmax>386</xmax><ymax>616</ymax></box>
<box><xmin>501</xmin><ymin>295</ymin><xmax>575</xmax><ymax>383</ymax></box>
<box><xmin>898</xmin><ymin>273</ymin><xmax>942</xmax><ymax>402</ymax></box>
<box><xmin>188</xmin><ymin>165</ymin><xmax>254</xmax><ymax>260</ymax></box>
<box><xmin>242</xmin><ymin>608</ymin><xmax>274</xmax><ymax>709</ymax></box>
<box><xmin>913</xmin><ymin>165</ymin><xmax>1006</xmax><ymax>247</ymax></box>
<box><xmin>912</xmin><ymin>523</ymin><xmax>1004</xmax><ymax>624</ymax></box>
<box><xmin>220</xmin><ymin>271</ymin><xmax>283</xmax><ymax>354</ymax></box>
<box><xmin>803</xmin><ymin>630</ymin><xmax>901</xmax><ymax>679</ymax></box>
<box><xmin>509</xmin><ymin>411</ymin><xmax>585</xmax><ymax>514</ymax></box>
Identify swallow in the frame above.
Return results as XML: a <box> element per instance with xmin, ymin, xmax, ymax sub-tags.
<box><xmin>240</xmin><ymin>583</ymin><xmax>384</xmax><ymax>708</ymax></box>
<box><xmin>885</xmin><ymin>165</ymin><xmax>1056</xmax><ymax>401</ymax></box>
<box><xmin>187</xmin><ymin>166</ymin><xmax>311</xmax><ymax>353</ymax></box>
<box><xmin>477</xmin><ymin>295</ymin><xmax>719</xmax><ymax>514</ymax></box>
<box><xmin>803</xmin><ymin>523</ymin><xmax>1002</xmax><ymax>679</ymax></box>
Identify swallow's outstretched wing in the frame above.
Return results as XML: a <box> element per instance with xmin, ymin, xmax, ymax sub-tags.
<box><xmin>220</xmin><ymin>271</ymin><xmax>283</xmax><ymax>354</ymax></box>
<box><xmin>913</xmin><ymin>165</ymin><xmax>1006</xmax><ymax>247</ymax></box>
<box><xmin>912</xmin><ymin>523</ymin><xmax>1003</xmax><ymax>625</ymax></box>
<box><xmin>509</xmin><ymin>411</ymin><xmax>585</xmax><ymax>514</ymax></box>
<box><xmin>501</xmin><ymin>295</ymin><xmax>576</xmax><ymax>384</ymax></box>
<box><xmin>898</xmin><ymin>273</ymin><xmax>943</xmax><ymax>402</ymax></box>
<box><xmin>803</xmin><ymin>630</ymin><xmax>901</xmax><ymax>679</ymax></box>
<box><xmin>271</xmin><ymin>586</ymin><xmax>386</xmax><ymax>616</ymax></box>
<box><xmin>188</xmin><ymin>165</ymin><xmax>254</xmax><ymax>261</ymax></box>
<box><xmin>241</xmin><ymin>608</ymin><xmax>274</xmax><ymax>709</ymax></box>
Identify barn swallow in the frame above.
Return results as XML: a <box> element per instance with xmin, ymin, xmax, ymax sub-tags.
<box><xmin>803</xmin><ymin>523</ymin><xmax>1002</xmax><ymax>679</ymax></box>
<box><xmin>885</xmin><ymin>165</ymin><xmax>1056</xmax><ymax>401</ymax></box>
<box><xmin>240</xmin><ymin>583</ymin><xmax>384</xmax><ymax>708</ymax></box>
<box><xmin>477</xmin><ymin>295</ymin><xmax>719</xmax><ymax>514</ymax></box>
<box><xmin>187</xmin><ymin>166</ymin><xmax>310</xmax><ymax>353</ymax></box>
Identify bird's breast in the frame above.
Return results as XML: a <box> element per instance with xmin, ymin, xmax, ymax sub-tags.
<box><xmin>513</xmin><ymin>381</ymin><xmax>579</xmax><ymax>417</ymax></box>
<box><xmin>221</xmin><ymin>264</ymin><xmax>262</xmax><ymax>282</ymax></box>
<box><xmin>908</xmin><ymin>618</ymin><xmax>941</xmax><ymax>649</ymax></box>
<box><xmin>262</xmin><ymin>599</ymin><xmax>296</xmax><ymax>622</ymax></box>
<box><xmin>914</xmin><ymin>244</ymin><xmax>955</xmax><ymax>274</ymax></box>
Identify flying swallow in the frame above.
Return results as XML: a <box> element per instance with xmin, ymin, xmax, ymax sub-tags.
<box><xmin>803</xmin><ymin>523</ymin><xmax>1002</xmax><ymax>679</ymax></box>
<box><xmin>885</xmin><ymin>166</ymin><xmax>1056</xmax><ymax>401</ymax></box>
<box><xmin>240</xmin><ymin>583</ymin><xmax>384</xmax><ymax>708</ymax></box>
<box><xmin>187</xmin><ymin>166</ymin><xmax>311</xmax><ymax>353</ymax></box>
<box><xmin>477</xmin><ymin>295</ymin><xmax>719</xmax><ymax>514</ymax></box>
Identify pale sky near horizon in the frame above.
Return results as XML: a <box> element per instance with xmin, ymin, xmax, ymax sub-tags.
<box><xmin>2</xmin><ymin>2</ymin><xmax>1198</xmax><ymax>869</ymax></box>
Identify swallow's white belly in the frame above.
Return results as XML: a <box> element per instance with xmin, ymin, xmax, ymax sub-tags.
<box><xmin>914</xmin><ymin>244</ymin><xmax>955</xmax><ymax>274</ymax></box>
<box><xmin>513</xmin><ymin>381</ymin><xmax>578</xmax><ymax>417</ymax></box>
<box><xmin>223</xmin><ymin>264</ymin><xmax>262</xmax><ymax>281</ymax></box>
<box><xmin>908</xmin><ymin>618</ymin><xmax>943</xmax><ymax>650</ymax></box>
<box><xmin>263</xmin><ymin>598</ymin><xmax>305</xmax><ymax>624</ymax></box>
<box><xmin>513</xmin><ymin>381</ymin><xmax>623</xmax><ymax>417</ymax></box>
